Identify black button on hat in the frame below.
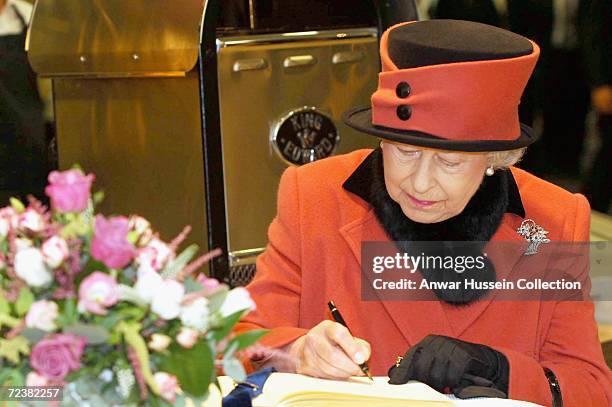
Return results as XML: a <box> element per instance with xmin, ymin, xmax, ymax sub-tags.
<box><xmin>396</xmin><ymin>82</ymin><xmax>411</xmax><ymax>98</ymax></box>
<box><xmin>397</xmin><ymin>105</ymin><xmax>412</xmax><ymax>120</ymax></box>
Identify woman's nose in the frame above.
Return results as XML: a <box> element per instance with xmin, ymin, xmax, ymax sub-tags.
<box><xmin>411</xmin><ymin>156</ymin><xmax>436</xmax><ymax>194</ymax></box>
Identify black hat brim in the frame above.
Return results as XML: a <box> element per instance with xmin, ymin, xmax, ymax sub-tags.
<box><xmin>343</xmin><ymin>106</ymin><xmax>537</xmax><ymax>152</ymax></box>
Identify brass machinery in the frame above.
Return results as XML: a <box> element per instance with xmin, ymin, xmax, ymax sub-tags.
<box><xmin>27</xmin><ymin>0</ymin><xmax>419</xmax><ymax>285</ymax></box>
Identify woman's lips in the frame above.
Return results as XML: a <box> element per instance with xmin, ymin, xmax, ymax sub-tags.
<box><xmin>406</xmin><ymin>193</ymin><xmax>438</xmax><ymax>208</ymax></box>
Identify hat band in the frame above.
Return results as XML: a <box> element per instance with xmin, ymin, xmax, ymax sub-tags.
<box><xmin>372</xmin><ymin>29</ymin><xmax>540</xmax><ymax>143</ymax></box>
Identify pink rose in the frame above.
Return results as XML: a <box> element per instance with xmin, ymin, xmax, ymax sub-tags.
<box><xmin>45</xmin><ymin>169</ymin><xmax>95</xmax><ymax>213</ymax></box>
<box><xmin>30</xmin><ymin>334</ymin><xmax>87</xmax><ymax>381</ymax></box>
<box><xmin>78</xmin><ymin>271</ymin><xmax>119</xmax><ymax>315</ymax></box>
<box><xmin>91</xmin><ymin>215</ymin><xmax>135</xmax><ymax>269</ymax></box>
<box><xmin>41</xmin><ymin>236</ymin><xmax>70</xmax><ymax>269</ymax></box>
<box><xmin>153</xmin><ymin>372</ymin><xmax>181</xmax><ymax>403</ymax></box>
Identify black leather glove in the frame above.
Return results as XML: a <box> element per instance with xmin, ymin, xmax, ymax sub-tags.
<box><xmin>388</xmin><ymin>335</ymin><xmax>510</xmax><ymax>399</ymax></box>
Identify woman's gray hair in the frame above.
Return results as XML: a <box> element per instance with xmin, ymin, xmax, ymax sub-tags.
<box><xmin>486</xmin><ymin>147</ymin><xmax>527</xmax><ymax>170</ymax></box>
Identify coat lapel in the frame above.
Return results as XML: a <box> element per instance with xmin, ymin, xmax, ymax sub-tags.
<box><xmin>340</xmin><ymin>210</ymin><xmax>531</xmax><ymax>342</ymax></box>
<box><xmin>442</xmin><ymin>213</ymin><xmax>529</xmax><ymax>337</ymax></box>
<box><xmin>339</xmin><ymin>210</ymin><xmax>454</xmax><ymax>346</ymax></box>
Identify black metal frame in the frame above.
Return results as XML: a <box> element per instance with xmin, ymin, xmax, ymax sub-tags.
<box><xmin>199</xmin><ymin>0</ymin><xmax>230</xmax><ymax>282</ymax></box>
<box><xmin>198</xmin><ymin>0</ymin><xmax>419</xmax><ymax>284</ymax></box>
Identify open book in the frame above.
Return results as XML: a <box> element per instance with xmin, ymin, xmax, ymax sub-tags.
<box><xmin>219</xmin><ymin>373</ymin><xmax>454</xmax><ymax>407</ymax></box>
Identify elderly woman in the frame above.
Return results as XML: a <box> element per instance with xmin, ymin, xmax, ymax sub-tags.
<box><xmin>236</xmin><ymin>20</ymin><xmax>612</xmax><ymax>405</ymax></box>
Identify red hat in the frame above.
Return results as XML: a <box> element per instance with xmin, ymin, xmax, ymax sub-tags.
<box><xmin>343</xmin><ymin>19</ymin><xmax>540</xmax><ymax>151</ymax></box>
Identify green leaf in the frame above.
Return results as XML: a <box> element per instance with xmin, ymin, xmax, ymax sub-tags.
<box><xmin>93</xmin><ymin>191</ymin><xmax>105</xmax><ymax>205</ymax></box>
<box><xmin>0</xmin><ymin>313</ymin><xmax>21</xmax><ymax>330</ymax></box>
<box><xmin>206</xmin><ymin>286</ymin><xmax>229</xmax><ymax>313</ymax></box>
<box><xmin>0</xmin><ymin>294</ymin><xmax>10</xmax><ymax>315</ymax></box>
<box><xmin>0</xmin><ymin>336</ymin><xmax>30</xmax><ymax>364</ymax></box>
<box><xmin>9</xmin><ymin>197</ymin><xmax>25</xmax><ymax>213</ymax></box>
<box><xmin>0</xmin><ymin>369</ymin><xmax>24</xmax><ymax>386</ymax></box>
<box><xmin>223</xmin><ymin>357</ymin><xmax>246</xmax><ymax>382</ymax></box>
<box><xmin>226</xmin><ymin>329</ymin><xmax>268</xmax><ymax>353</ymax></box>
<box><xmin>14</xmin><ymin>287</ymin><xmax>34</xmax><ymax>317</ymax></box>
<box><xmin>21</xmin><ymin>327</ymin><xmax>47</xmax><ymax>343</ymax></box>
<box><xmin>158</xmin><ymin>340</ymin><xmax>214</xmax><ymax>398</ymax></box>
<box><xmin>184</xmin><ymin>277</ymin><xmax>203</xmax><ymax>293</ymax></box>
<box><xmin>62</xmin><ymin>297</ymin><xmax>78</xmax><ymax>325</ymax></box>
<box><xmin>64</xmin><ymin>323</ymin><xmax>111</xmax><ymax>344</ymax></box>
<box><xmin>161</xmin><ymin>244</ymin><xmax>199</xmax><ymax>279</ymax></box>
<box><xmin>211</xmin><ymin>311</ymin><xmax>243</xmax><ymax>342</ymax></box>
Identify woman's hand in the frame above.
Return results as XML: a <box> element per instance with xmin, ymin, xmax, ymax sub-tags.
<box><xmin>288</xmin><ymin>320</ymin><xmax>371</xmax><ymax>379</ymax></box>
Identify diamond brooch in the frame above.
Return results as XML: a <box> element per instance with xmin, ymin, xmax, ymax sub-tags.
<box><xmin>516</xmin><ymin>219</ymin><xmax>550</xmax><ymax>255</ymax></box>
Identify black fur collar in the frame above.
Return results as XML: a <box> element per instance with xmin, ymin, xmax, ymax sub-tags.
<box><xmin>343</xmin><ymin>148</ymin><xmax>525</xmax><ymax>304</ymax></box>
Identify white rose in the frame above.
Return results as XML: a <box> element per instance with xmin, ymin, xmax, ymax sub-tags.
<box><xmin>25</xmin><ymin>300</ymin><xmax>59</xmax><ymax>331</ymax></box>
<box><xmin>15</xmin><ymin>238</ymin><xmax>33</xmax><ymax>251</ymax></box>
<box><xmin>180</xmin><ymin>297</ymin><xmax>209</xmax><ymax>332</ymax></box>
<box><xmin>219</xmin><ymin>287</ymin><xmax>256</xmax><ymax>318</ymax></box>
<box><xmin>19</xmin><ymin>208</ymin><xmax>45</xmax><ymax>233</ymax></box>
<box><xmin>151</xmin><ymin>280</ymin><xmax>184</xmax><ymax>320</ymax></box>
<box><xmin>15</xmin><ymin>248</ymin><xmax>53</xmax><ymax>288</ymax></box>
<box><xmin>41</xmin><ymin>236</ymin><xmax>70</xmax><ymax>269</ymax></box>
<box><xmin>134</xmin><ymin>270</ymin><xmax>164</xmax><ymax>303</ymax></box>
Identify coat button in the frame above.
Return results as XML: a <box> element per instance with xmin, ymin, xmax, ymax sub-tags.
<box><xmin>396</xmin><ymin>105</ymin><xmax>412</xmax><ymax>120</ymax></box>
<box><xmin>396</xmin><ymin>82</ymin><xmax>411</xmax><ymax>98</ymax></box>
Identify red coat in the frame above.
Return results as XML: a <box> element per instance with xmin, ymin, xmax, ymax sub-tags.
<box><xmin>236</xmin><ymin>149</ymin><xmax>612</xmax><ymax>406</ymax></box>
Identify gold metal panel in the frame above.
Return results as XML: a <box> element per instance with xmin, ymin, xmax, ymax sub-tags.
<box><xmin>53</xmin><ymin>75</ymin><xmax>208</xmax><ymax>261</ymax></box>
<box><xmin>218</xmin><ymin>33</ymin><xmax>379</xmax><ymax>252</ymax></box>
<box><xmin>27</xmin><ymin>0</ymin><xmax>203</xmax><ymax>77</ymax></box>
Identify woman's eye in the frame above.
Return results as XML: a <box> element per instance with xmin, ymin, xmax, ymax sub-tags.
<box><xmin>396</xmin><ymin>148</ymin><xmax>420</xmax><ymax>157</ymax></box>
<box><xmin>438</xmin><ymin>157</ymin><xmax>461</xmax><ymax>167</ymax></box>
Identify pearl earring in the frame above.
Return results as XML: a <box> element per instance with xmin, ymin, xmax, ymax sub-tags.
<box><xmin>485</xmin><ymin>167</ymin><xmax>495</xmax><ymax>176</ymax></box>
<box><xmin>380</xmin><ymin>141</ymin><xmax>384</xmax><ymax>148</ymax></box>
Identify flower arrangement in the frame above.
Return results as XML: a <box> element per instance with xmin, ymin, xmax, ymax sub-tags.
<box><xmin>0</xmin><ymin>168</ymin><xmax>265</xmax><ymax>405</ymax></box>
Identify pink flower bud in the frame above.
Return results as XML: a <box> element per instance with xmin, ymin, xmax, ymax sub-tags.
<box><xmin>176</xmin><ymin>327</ymin><xmax>199</xmax><ymax>349</ymax></box>
<box><xmin>148</xmin><ymin>334</ymin><xmax>172</xmax><ymax>352</ymax></box>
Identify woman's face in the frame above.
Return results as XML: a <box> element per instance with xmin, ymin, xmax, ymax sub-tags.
<box><xmin>381</xmin><ymin>141</ymin><xmax>489</xmax><ymax>223</ymax></box>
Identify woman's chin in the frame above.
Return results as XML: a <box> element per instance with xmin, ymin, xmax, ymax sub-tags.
<box><xmin>401</xmin><ymin>205</ymin><xmax>448</xmax><ymax>224</ymax></box>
